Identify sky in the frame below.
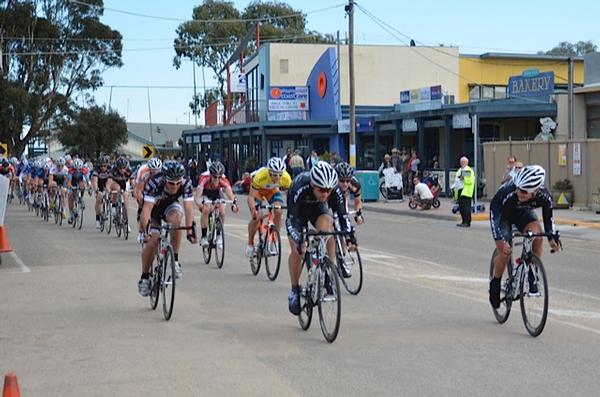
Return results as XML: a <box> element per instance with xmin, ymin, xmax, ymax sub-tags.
<box><xmin>91</xmin><ymin>0</ymin><xmax>599</xmax><ymax>125</ymax></box>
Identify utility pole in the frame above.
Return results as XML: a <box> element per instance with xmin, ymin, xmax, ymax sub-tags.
<box><xmin>193</xmin><ymin>59</ymin><xmax>198</xmax><ymax>127</ymax></box>
<box><xmin>346</xmin><ymin>0</ymin><xmax>356</xmax><ymax>167</ymax></box>
<box><xmin>147</xmin><ymin>87</ymin><xmax>154</xmax><ymax>145</ymax></box>
<box><xmin>568</xmin><ymin>57</ymin><xmax>574</xmax><ymax>140</ymax></box>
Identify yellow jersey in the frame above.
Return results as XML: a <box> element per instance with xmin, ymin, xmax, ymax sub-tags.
<box><xmin>251</xmin><ymin>167</ymin><xmax>292</xmax><ymax>195</ymax></box>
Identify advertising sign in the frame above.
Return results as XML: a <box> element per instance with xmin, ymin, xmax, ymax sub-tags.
<box><xmin>402</xmin><ymin>118</ymin><xmax>418</xmax><ymax>132</ymax></box>
<box><xmin>573</xmin><ymin>143</ymin><xmax>581</xmax><ymax>176</ymax></box>
<box><xmin>558</xmin><ymin>144</ymin><xmax>567</xmax><ymax>166</ymax></box>
<box><xmin>508</xmin><ymin>71</ymin><xmax>554</xmax><ymax>98</ymax></box>
<box><xmin>400</xmin><ymin>85</ymin><xmax>443</xmax><ymax>104</ymax></box>
<box><xmin>268</xmin><ymin>86</ymin><xmax>309</xmax><ymax>111</ymax></box>
<box><xmin>231</xmin><ymin>72</ymin><xmax>246</xmax><ymax>93</ymax></box>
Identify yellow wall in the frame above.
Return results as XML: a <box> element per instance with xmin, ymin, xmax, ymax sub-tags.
<box><xmin>268</xmin><ymin>43</ymin><xmax>460</xmax><ymax>106</ymax></box>
<box><xmin>458</xmin><ymin>56</ymin><xmax>584</xmax><ymax>103</ymax></box>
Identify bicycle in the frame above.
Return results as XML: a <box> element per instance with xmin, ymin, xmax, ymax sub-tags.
<box><xmin>298</xmin><ymin>228</ymin><xmax>349</xmax><ymax>343</ymax></box>
<box><xmin>40</xmin><ymin>187</ymin><xmax>50</xmax><ymax>222</ymax></box>
<box><xmin>112</xmin><ymin>190</ymin><xmax>129</xmax><ymax>240</ymax></box>
<box><xmin>147</xmin><ymin>222</ymin><xmax>196</xmax><ymax>321</ymax></box>
<box><xmin>251</xmin><ymin>203</ymin><xmax>286</xmax><ymax>281</ymax></box>
<box><xmin>70</xmin><ymin>186</ymin><xmax>86</xmax><ymax>230</ymax></box>
<box><xmin>53</xmin><ymin>187</ymin><xmax>64</xmax><ymax>226</ymax></box>
<box><xmin>332</xmin><ymin>211</ymin><xmax>363</xmax><ymax>295</ymax></box>
<box><xmin>490</xmin><ymin>230</ymin><xmax>561</xmax><ymax>337</ymax></box>
<box><xmin>102</xmin><ymin>191</ymin><xmax>112</xmax><ymax>234</ymax></box>
<box><xmin>200</xmin><ymin>199</ymin><xmax>234</xmax><ymax>268</ymax></box>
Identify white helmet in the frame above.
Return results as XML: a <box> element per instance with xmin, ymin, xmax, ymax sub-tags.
<box><xmin>310</xmin><ymin>161</ymin><xmax>338</xmax><ymax>189</ymax></box>
<box><xmin>513</xmin><ymin>165</ymin><xmax>545</xmax><ymax>192</ymax></box>
<box><xmin>147</xmin><ymin>157</ymin><xmax>162</xmax><ymax>171</ymax></box>
<box><xmin>73</xmin><ymin>159</ymin><xmax>84</xmax><ymax>169</ymax></box>
<box><xmin>267</xmin><ymin>157</ymin><xmax>286</xmax><ymax>173</ymax></box>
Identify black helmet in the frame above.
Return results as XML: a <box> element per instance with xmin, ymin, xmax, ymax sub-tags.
<box><xmin>116</xmin><ymin>157</ymin><xmax>129</xmax><ymax>169</ymax></box>
<box><xmin>100</xmin><ymin>155</ymin><xmax>110</xmax><ymax>166</ymax></box>
<box><xmin>209</xmin><ymin>161</ymin><xmax>225</xmax><ymax>177</ymax></box>
<box><xmin>335</xmin><ymin>162</ymin><xmax>354</xmax><ymax>180</ymax></box>
<box><xmin>1</xmin><ymin>159</ymin><xmax>9</xmax><ymax>168</ymax></box>
<box><xmin>162</xmin><ymin>160</ymin><xmax>185</xmax><ymax>181</ymax></box>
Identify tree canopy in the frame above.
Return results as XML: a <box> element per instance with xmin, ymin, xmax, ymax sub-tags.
<box><xmin>0</xmin><ymin>0</ymin><xmax>123</xmax><ymax>157</ymax></box>
<box><xmin>173</xmin><ymin>0</ymin><xmax>334</xmax><ymax>117</ymax></box>
<box><xmin>57</xmin><ymin>104</ymin><xmax>127</xmax><ymax>159</ymax></box>
<box><xmin>541</xmin><ymin>40</ymin><xmax>597</xmax><ymax>57</ymax></box>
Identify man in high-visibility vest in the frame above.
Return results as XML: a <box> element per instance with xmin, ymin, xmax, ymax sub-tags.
<box><xmin>454</xmin><ymin>156</ymin><xmax>475</xmax><ymax>227</ymax></box>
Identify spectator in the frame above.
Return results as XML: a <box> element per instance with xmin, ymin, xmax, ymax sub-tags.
<box><xmin>306</xmin><ymin>150</ymin><xmax>319</xmax><ymax>170</ymax></box>
<box><xmin>390</xmin><ymin>148</ymin><xmax>403</xmax><ymax>173</ymax></box>
<box><xmin>378</xmin><ymin>153</ymin><xmax>393</xmax><ymax>176</ymax></box>
<box><xmin>453</xmin><ymin>156</ymin><xmax>475</xmax><ymax>227</ymax></box>
<box><xmin>329</xmin><ymin>152</ymin><xmax>340</xmax><ymax>167</ymax></box>
<box><xmin>290</xmin><ymin>149</ymin><xmax>305</xmax><ymax>178</ymax></box>
<box><xmin>406</xmin><ymin>150</ymin><xmax>421</xmax><ymax>193</ymax></box>
<box><xmin>413</xmin><ymin>175</ymin><xmax>434</xmax><ymax>209</ymax></box>
<box><xmin>283</xmin><ymin>147</ymin><xmax>293</xmax><ymax>175</ymax></box>
<box><xmin>501</xmin><ymin>155</ymin><xmax>517</xmax><ymax>184</ymax></box>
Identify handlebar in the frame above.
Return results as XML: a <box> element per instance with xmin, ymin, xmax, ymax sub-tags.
<box><xmin>202</xmin><ymin>199</ymin><xmax>236</xmax><ymax>205</ymax></box>
<box><xmin>255</xmin><ymin>203</ymin><xmax>287</xmax><ymax>210</ymax></box>
<box><xmin>512</xmin><ymin>230</ymin><xmax>562</xmax><ymax>253</ymax></box>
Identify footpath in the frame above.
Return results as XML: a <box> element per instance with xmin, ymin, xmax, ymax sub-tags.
<box><xmin>362</xmin><ymin>196</ymin><xmax>600</xmax><ymax>229</ymax></box>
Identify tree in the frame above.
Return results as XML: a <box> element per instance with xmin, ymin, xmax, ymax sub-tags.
<box><xmin>57</xmin><ymin>105</ymin><xmax>127</xmax><ymax>159</ymax></box>
<box><xmin>541</xmin><ymin>40</ymin><xmax>597</xmax><ymax>56</ymax></box>
<box><xmin>0</xmin><ymin>0</ymin><xmax>123</xmax><ymax>157</ymax></box>
<box><xmin>173</xmin><ymin>0</ymin><xmax>334</xmax><ymax>118</ymax></box>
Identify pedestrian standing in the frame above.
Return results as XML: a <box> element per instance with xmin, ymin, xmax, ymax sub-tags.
<box><xmin>454</xmin><ymin>156</ymin><xmax>475</xmax><ymax>227</ymax></box>
<box><xmin>290</xmin><ymin>149</ymin><xmax>305</xmax><ymax>178</ymax></box>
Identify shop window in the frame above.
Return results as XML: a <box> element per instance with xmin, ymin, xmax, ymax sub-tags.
<box><xmin>494</xmin><ymin>86</ymin><xmax>506</xmax><ymax>99</ymax></box>
<box><xmin>469</xmin><ymin>86</ymin><xmax>480</xmax><ymax>102</ymax></box>
<box><xmin>279</xmin><ymin>59</ymin><xmax>289</xmax><ymax>74</ymax></box>
<box><xmin>482</xmin><ymin>86</ymin><xmax>494</xmax><ymax>100</ymax></box>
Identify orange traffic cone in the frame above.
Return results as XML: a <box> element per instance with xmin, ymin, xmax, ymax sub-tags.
<box><xmin>0</xmin><ymin>226</ymin><xmax>12</xmax><ymax>253</ymax></box>
<box><xmin>2</xmin><ymin>373</ymin><xmax>21</xmax><ymax>397</ymax></box>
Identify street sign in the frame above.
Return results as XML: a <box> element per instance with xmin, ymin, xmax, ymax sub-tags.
<box><xmin>0</xmin><ymin>142</ymin><xmax>8</xmax><ymax>157</ymax></box>
<box><xmin>142</xmin><ymin>145</ymin><xmax>155</xmax><ymax>159</ymax></box>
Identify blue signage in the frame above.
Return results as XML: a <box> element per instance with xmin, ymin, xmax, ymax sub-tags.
<box><xmin>400</xmin><ymin>85</ymin><xmax>442</xmax><ymax>104</ymax></box>
<box><xmin>508</xmin><ymin>71</ymin><xmax>554</xmax><ymax>99</ymax></box>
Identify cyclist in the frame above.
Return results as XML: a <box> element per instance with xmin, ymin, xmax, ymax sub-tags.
<box><xmin>91</xmin><ymin>155</ymin><xmax>112</xmax><ymax>229</ymax></box>
<box><xmin>138</xmin><ymin>160</ymin><xmax>197</xmax><ymax>296</ymax></box>
<box><xmin>194</xmin><ymin>161</ymin><xmax>239</xmax><ymax>248</ymax></box>
<box><xmin>285</xmin><ymin>161</ymin><xmax>354</xmax><ymax>315</ymax></box>
<box><xmin>48</xmin><ymin>157</ymin><xmax>69</xmax><ymax>220</ymax></box>
<box><xmin>134</xmin><ymin>157</ymin><xmax>163</xmax><ymax>243</ymax></box>
<box><xmin>246</xmin><ymin>157</ymin><xmax>292</xmax><ymax>264</ymax></box>
<box><xmin>106</xmin><ymin>156</ymin><xmax>132</xmax><ymax>231</ymax></box>
<box><xmin>66</xmin><ymin>158</ymin><xmax>90</xmax><ymax>224</ymax></box>
<box><xmin>335</xmin><ymin>162</ymin><xmax>364</xmax><ymax>224</ymax></box>
<box><xmin>489</xmin><ymin>165</ymin><xmax>561</xmax><ymax>309</ymax></box>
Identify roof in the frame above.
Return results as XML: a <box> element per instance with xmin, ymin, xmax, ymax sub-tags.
<box><xmin>574</xmin><ymin>84</ymin><xmax>600</xmax><ymax>94</ymax></box>
<box><xmin>126</xmin><ymin>122</ymin><xmax>195</xmax><ymax>146</ymax></box>
<box><xmin>461</xmin><ymin>52</ymin><xmax>585</xmax><ymax>62</ymax></box>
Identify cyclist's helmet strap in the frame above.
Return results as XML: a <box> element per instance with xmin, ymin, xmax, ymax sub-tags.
<box><xmin>310</xmin><ymin>161</ymin><xmax>338</xmax><ymax>189</ymax></box>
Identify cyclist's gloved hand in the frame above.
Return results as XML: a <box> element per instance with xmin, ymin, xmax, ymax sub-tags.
<box><xmin>354</xmin><ymin>209</ymin><xmax>364</xmax><ymax>224</ymax></box>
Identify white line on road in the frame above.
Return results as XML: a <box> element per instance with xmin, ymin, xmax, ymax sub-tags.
<box><xmin>416</xmin><ymin>274</ymin><xmax>488</xmax><ymax>283</ymax></box>
<box><xmin>2</xmin><ymin>251</ymin><xmax>31</xmax><ymax>273</ymax></box>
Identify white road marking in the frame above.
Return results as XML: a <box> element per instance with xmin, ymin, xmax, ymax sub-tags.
<box><xmin>549</xmin><ymin>309</ymin><xmax>600</xmax><ymax>320</ymax></box>
<box><xmin>416</xmin><ymin>274</ymin><xmax>488</xmax><ymax>283</ymax></box>
<box><xmin>1</xmin><ymin>251</ymin><xmax>31</xmax><ymax>273</ymax></box>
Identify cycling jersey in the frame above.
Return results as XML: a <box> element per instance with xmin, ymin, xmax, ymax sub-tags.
<box><xmin>50</xmin><ymin>165</ymin><xmax>69</xmax><ymax>187</ymax></box>
<box><xmin>69</xmin><ymin>167</ymin><xmax>90</xmax><ymax>185</ymax></box>
<box><xmin>92</xmin><ymin>165</ymin><xmax>111</xmax><ymax>191</ymax></box>
<box><xmin>490</xmin><ymin>181</ymin><xmax>556</xmax><ymax>241</ymax></box>
<box><xmin>251</xmin><ymin>167</ymin><xmax>292</xmax><ymax>194</ymax></box>
<box><xmin>108</xmin><ymin>166</ymin><xmax>132</xmax><ymax>190</ymax></box>
<box><xmin>197</xmin><ymin>173</ymin><xmax>232</xmax><ymax>200</ymax></box>
<box><xmin>144</xmin><ymin>173</ymin><xmax>194</xmax><ymax>223</ymax></box>
<box><xmin>285</xmin><ymin>173</ymin><xmax>351</xmax><ymax>246</ymax></box>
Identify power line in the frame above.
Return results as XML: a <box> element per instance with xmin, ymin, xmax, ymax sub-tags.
<box><xmin>68</xmin><ymin>0</ymin><xmax>345</xmax><ymax>23</ymax></box>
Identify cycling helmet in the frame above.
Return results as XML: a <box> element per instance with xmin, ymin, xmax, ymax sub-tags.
<box><xmin>56</xmin><ymin>157</ymin><xmax>66</xmax><ymax>166</ymax></box>
<box><xmin>209</xmin><ymin>161</ymin><xmax>225</xmax><ymax>177</ymax></box>
<box><xmin>335</xmin><ymin>162</ymin><xmax>354</xmax><ymax>180</ymax></box>
<box><xmin>73</xmin><ymin>159</ymin><xmax>84</xmax><ymax>169</ymax></box>
<box><xmin>310</xmin><ymin>161</ymin><xmax>338</xmax><ymax>189</ymax></box>
<box><xmin>147</xmin><ymin>157</ymin><xmax>162</xmax><ymax>171</ymax></box>
<box><xmin>99</xmin><ymin>155</ymin><xmax>110</xmax><ymax>166</ymax></box>
<box><xmin>10</xmin><ymin>157</ymin><xmax>18</xmax><ymax>165</ymax></box>
<box><xmin>116</xmin><ymin>157</ymin><xmax>129</xmax><ymax>169</ymax></box>
<box><xmin>162</xmin><ymin>160</ymin><xmax>185</xmax><ymax>181</ymax></box>
<box><xmin>1</xmin><ymin>159</ymin><xmax>9</xmax><ymax>168</ymax></box>
<box><xmin>513</xmin><ymin>165</ymin><xmax>545</xmax><ymax>192</ymax></box>
<box><xmin>267</xmin><ymin>157</ymin><xmax>286</xmax><ymax>173</ymax></box>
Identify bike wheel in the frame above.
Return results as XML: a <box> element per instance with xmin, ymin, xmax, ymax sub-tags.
<box><xmin>432</xmin><ymin>198</ymin><xmax>441</xmax><ymax>208</ymax></box>
<box><xmin>265</xmin><ymin>226</ymin><xmax>282</xmax><ymax>281</ymax></box>
<box><xmin>115</xmin><ymin>205</ymin><xmax>122</xmax><ymax>237</ymax></box>
<box><xmin>105</xmin><ymin>202</ymin><xmax>112</xmax><ymax>234</ymax></box>
<box><xmin>161</xmin><ymin>245</ymin><xmax>176</xmax><ymax>321</ymax></box>
<box><xmin>149</xmin><ymin>259</ymin><xmax>161</xmax><ymax>310</ymax></box>
<box><xmin>214</xmin><ymin>218</ymin><xmax>225</xmax><ymax>268</ymax></box>
<box><xmin>408</xmin><ymin>199</ymin><xmax>418</xmax><ymax>210</ymax></box>
<box><xmin>77</xmin><ymin>201</ymin><xmax>84</xmax><ymax>230</ymax></box>
<box><xmin>253</xmin><ymin>225</ymin><xmax>265</xmax><ymax>276</ymax></box>
<box><xmin>298</xmin><ymin>252</ymin><xmax>313</xmax><ymax>331</ymax></box>
<box><xmin>123</xmin><ymin>209</ymin><xmax>129</xmax><ymax>240</ymax></box>
<box><xmin>317</xmin><ymin>257</ymin><xmax>341</xmax><ymax>343</ymax></box>
<box><xmin>379</xmin><ymin>181</ymin><xmax>388</xmax><ymax>200</ymax></box>
<box><xmin>490</xmin><ymin>249</ymin><xmax>513</xmax><ymax>324</ymax></box>
<box><xmin>520</xmin><ymin>255</ymin><xmax>548</xmax><ymax>337</ymax></box>
<box><xmin>338</xmin><ymin>244</ymin><xmax>363</xmax><ymax>295</ymax></box>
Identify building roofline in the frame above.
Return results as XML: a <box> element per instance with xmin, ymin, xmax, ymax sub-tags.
<box><xmin>461</xmin><ymin>52</ymin><xmax>584</xmax><ymax>62</ymax></box>
<box><xmin>574</xmin><ymin>84</ymin><xmax>600</xmax><ymax>94</ymax></box>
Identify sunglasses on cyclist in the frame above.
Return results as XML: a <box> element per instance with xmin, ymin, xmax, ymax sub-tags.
<box><xmin>339</xmin><ymin>179</ymin><xmax>351</xmax><ymax>183</ymax></box>
<box><xmin>316</xmin><ymin>187</ymin><xmax>332</xmax><ymax>194</ymax></box>
<box><xmin>269</xmin><ymin>172</ymin><xmax>282</xmax><ymax>178</ymax></box>
<box><xmin>518</xmin><ymin>188</ymin><xmax>534</xmax><ymax>195</ymax></box>
<box><xmin>166</xmin><ymin>180</ymin><xmax>182</xmax><ymax>186</ymax></box>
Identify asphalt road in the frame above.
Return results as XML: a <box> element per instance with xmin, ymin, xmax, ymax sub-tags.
<box><xmin>1</xmin><ymin>197</ymin><xmax>599</xmax><ymax>396</ymax></box>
